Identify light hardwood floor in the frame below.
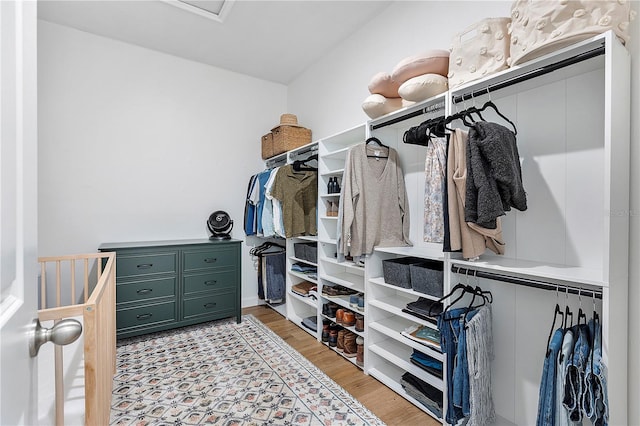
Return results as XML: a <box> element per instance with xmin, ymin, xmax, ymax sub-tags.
<box><xmin>242</xmin><ymin>305</ymin><xmax>440</xmax><ymax>426</ymax></box>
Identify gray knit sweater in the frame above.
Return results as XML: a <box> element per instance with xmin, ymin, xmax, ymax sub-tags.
<box><xmin>337</xmin><ymin>143</ymin><xmax>412</xmax><ymax>262</ymax></box>
<box><xmin>465</xmin><ymin>122</ymin><xmax>527</xmax><ymax>229</ymax></box>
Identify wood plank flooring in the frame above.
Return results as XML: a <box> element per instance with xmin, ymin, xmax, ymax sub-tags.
<box><xmin>242</xmin><ymin>305</ymin><xmax>440</xmax><ymax>426</ymax></box>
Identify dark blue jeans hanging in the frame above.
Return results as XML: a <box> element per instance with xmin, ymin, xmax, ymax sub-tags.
<box><xmin>537</xmin><ymin>328</ymin><xmax>564</xmax><ymax>426</ymax></box>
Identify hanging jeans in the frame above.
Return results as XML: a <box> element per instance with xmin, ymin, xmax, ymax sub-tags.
<box><xmin>537</xmin><ymin>328</ymin><xmax>564</xmax><ymax>426</ymax></box>
<box><xmin>261</xmin><ymin>251</ymin><xmax>286</xmax><ymax>302</ymax></box>
<box><xmin>582</xmin><ymin>317</ymin><xmax>609</xmax><ymax>426</ymax></box>
<box><xmin>439</xmin><ymin>307</ymin><xmax>474</xmax><ymax>425</ymax></box>
<box><xmin>563</xmin><ymin>324</ymin><xmax>591</xmax><ymax>422</ymax></box>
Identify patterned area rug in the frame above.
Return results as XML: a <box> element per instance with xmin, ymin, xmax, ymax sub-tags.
<box><xmin>110</xmin><ymin>314</ymin><xmax>385</xmax><ymax>425</ymax></box>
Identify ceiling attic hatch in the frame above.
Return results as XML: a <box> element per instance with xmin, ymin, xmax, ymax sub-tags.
<box><xmin>165</xmin><ymin>0</ymin><xmax>235</xmax><ymax>23</ymax></box>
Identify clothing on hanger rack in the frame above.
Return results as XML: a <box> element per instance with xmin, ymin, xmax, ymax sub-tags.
<box><xmin>365</xmin><ymin>137</ymin><xmax>389</xmax><ymax>158</ymax></box>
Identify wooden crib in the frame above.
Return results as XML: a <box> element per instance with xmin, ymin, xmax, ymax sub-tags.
<box><xmin>37</xmin><ymin>252</ymin><xmax>116</xmax><ymax>426</ymax></box>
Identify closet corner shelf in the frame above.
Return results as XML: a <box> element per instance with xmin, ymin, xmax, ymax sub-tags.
<box><xmin>366</xmin><ymin>368</ymin><xmax>443</xmax><ymax>422</ymax></box>
<box><xmin>369</xmin><ymin>277</ymin><xmax>442</xmax><ymax>302</ymax></box>
<box><xmin>449</xmin><ymin>258</ymin><xmax>606</xmax><ymax>288</ymax></box>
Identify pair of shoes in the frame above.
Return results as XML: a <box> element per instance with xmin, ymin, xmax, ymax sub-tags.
<box><xmin>322</xmin><ymin>302</ymin><xmax>339</xmax><ymax>318</ymax></box>
<box><xmin>336</xmin><ymin>329</ymin><xmax>358</xmax><ymax>358</ymax></box>
<box><xmin>356</xmin><ymin>336</ymin><xmax>364</xmax><ymax>367</ymax></box>
<box><xmin>342</xmin><ymin>310</ymin><xmax>356</xmax><ymax>327</ymax></box>
<box><xmin>322</xmin><ymin>285</ymin><xmax>358</xmax><ymax>298</ymax></box>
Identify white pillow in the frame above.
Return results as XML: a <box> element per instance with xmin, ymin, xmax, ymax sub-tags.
<box><xmin>391</xmin><ymin>50</ymin><xmax>450</xmax><ymax>85</ymax></box>
<box><xmin>361</xmin><ymin>94</ymin><xmax>404</xmax><ymax>119</ymax></box>
<box><xmin>398</xmin><ymin>74</ymin><xmax>449</xmax><ymax>102</ymax></box>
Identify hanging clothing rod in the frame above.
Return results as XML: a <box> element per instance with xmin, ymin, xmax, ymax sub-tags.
<box><xmin>370</xmin><ymin>102</ymin><xmax>445</xmax><ymax>130</ymax></box>
<box><xmin>452</xmin><ymin>43</ymin><xmax>605</xmax><ymax>104</ymax></box>
<box><xmin>451</xmin><ymin>265</ymin><xmax>603</xmax><ymax>300</ymax></box>
<box><xmin>291</xmin><ymin>144</ymin><xmax>318</xmax><ymax>159</ymax></box>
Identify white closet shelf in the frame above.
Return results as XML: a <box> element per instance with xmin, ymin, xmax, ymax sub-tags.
<box><xmin>321</xmin><ymin>256</ymin><xmax>364</xmax><ymax>273</ymax></box>
<box><xmin>321</xmin><ymin>216</ymin><xmax>338</xmax><ymax>221</ymax></box>
<box><xmin>289</xmin><ymin>256</ymin><xmax>317</xmax><ymax>267</ymax></box>
<box><xmin>449</xmin><ymin>258</ymin><xmax>607</xmax><ymax>287</ymax></box>
<box><xmin>322</xmin><ymin>271</ymin><xmax>363</xmax><ymax>289</ymax></box>
<box><xmin>368</xmin><ymin>297</ymin><xmax>439</xmax><ymax>331</ymax></box>
<box><xmin>367</xmin><ymin>367</ymin><xmax>443</xmax><ymax>421</ymax></box>
<box><xmin>289</xmin><ymin>270</ymin><xmax>318</xmax><ymax>284</ymax></box>
<box><xmin>288</xmin><ymin>290</ymin><xmax>318</xmax><ymax>309</ymax></box>
<box><xmin>369</xmin><ymin>341</ymin><xmax>444</xmax><ymax>391</ymax></box>
<box><xmin>368</xmin><ymin>317</ymin><xmax>442</xmax><ymax>361</ymax></box>
<box><xmin>321</xmin><ymin>168</ymin><xmax>345</xmax><ymax>177</ymax></box>
<box><xmin>286</xmin><ymin>311</ymin><xmax>317</xmax><ymax>338</ymax></box>
<box><xmin>266</xmin><ymin>302</ymin><xmax>286</xmax><ymax>317</ymax></box>
<box><xmin>320</xmin><ymin>194</ymin><xmax>341</xmax><ymax>199</ymax></box>
<box><xmin>375</xmin><ymin>244</ymin><xmax>445</xmax><ymax>261</ymax></box>
<box><xmin>320</xmin><ymin>293</ymin><xmax>363</xmax><ymax>313</ymax></box>
<box><xmin>295</xmin><ymin>235</ymin><xmax>318</xmax><ymax>242</ymax></box>
<box><xmin>323</xmin><ymin>146</ymin><xmax>350</xmax><ymax>159</ymax></box>
<box><xmin>322</xmin><ymin>341</ymin><xmax>363</xmax><ymax>369</ymax></box>
<box><xmin>318</xmin><ymin>238</ymin><xmax>337</xmax><ymax>245</ymax></box>
<box><xmin>369</xmin><ymin>277</ymin><xmax>442</xmax><ymax>302</ymax></box>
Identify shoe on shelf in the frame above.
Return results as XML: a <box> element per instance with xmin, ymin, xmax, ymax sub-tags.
<box><xmin>335</xmin><ymin>308</ymin><xmax>345</xmax><ymax>325</ymax></box>
<box><xmin>343</xmin><ymin>332</ymin><xmax>358</xmax><ymax>358</ymax></box>
<box><xmin>349</xmin><ymin>294</ymin><xmax>359</xmax><ymax>308</ymax></box>
<box><xmin>357</xmin><ymin>295</ymin><xmax>365</xmax><ymax>312</ymax></box>
<box><xmin>328</xmin><ymin>329</ymin><xmax>338</xmax><ymax>347</ymax></box>
<box><xmin>356</xmin><ymin>336</ymin><xmax>364</xmax><ymax>367</ymax></box>
<box><xmin>355</xmin><ymin>314</ymin><xmax>364</xmax><ymax>332</ymax></box>
<box><xmin>337</xmin><ymin>329</ymin><xmax>347</xmax><ymax>353</ymax></box>
<box><xmin>342</xmin><ymin>310</ymin><xmax>356</xmax><ymax>327</ymax></box>
<box><xmin>323</xmin><ymin>285</ymin><xmax>358</xmax><ymax>298</ymax></box>
<box><xmin>321</xmin><ymin>320</ymin><xmax>331</xmax><ymax>342</ymax></box>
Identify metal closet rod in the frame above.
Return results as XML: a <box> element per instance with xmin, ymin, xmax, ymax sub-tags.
<box><xmin>370</xmin><ymin>102</ymin><xmax>445</xmax><ymax>131</ymax></box>
<box><xmin>452</xmin><ymin>43</ymin><xmax>605</xmax><ymax>104</ymax></box>
<box><xmin>451</xmin><ymin>265</ymin><xmax>603</xmax><ymax>300</ymax></box>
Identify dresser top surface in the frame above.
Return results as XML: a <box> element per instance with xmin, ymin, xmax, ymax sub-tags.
<box><xmin>99</xmin><ymin>238</ymin><xmax>242</xmax><ymax>251</ymax></box>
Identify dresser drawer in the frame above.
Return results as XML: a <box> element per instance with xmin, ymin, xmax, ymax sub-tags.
<box><xmin>183</xmin><ymin>270</ymin><xmax>237</xmax><ymax>295</ymax></box>
<box><xmin>183</xmin><ymin>291</ymin><xmax>235</xmax><ymax>319</ymax></box>
<box><xmin>116</xmin><ymin>252</ymin><xmax>176</xmax><ymax>278</ymax></box>
<box><xmin>116</xmin><ymin>277</ymin><xmax>176</xmax><ymax>304</ymax></box>
<box><xmin>117</xmin><ymin>301</ymin><xmax>176</xmax><ymax>330</ymax></box>
<box><xmin>183</xmin><ymin>247</ymin><xmax>236</xmax><ymax>271</ymax></box>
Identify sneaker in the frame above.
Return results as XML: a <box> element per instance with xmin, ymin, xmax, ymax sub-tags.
<box><xmin>349</xmin><ymin>294</ymin><xmax>359</xmax><ymax>308</ymax></box>
<box><xmin>343</xmin><ymin>332</ymin><xmax>358</xmax><ymax>358</ymax></box>
<box><xmin>357</xmin><ymin>295</ymin><xmax>365</xmax><ymax>312</ymax></box>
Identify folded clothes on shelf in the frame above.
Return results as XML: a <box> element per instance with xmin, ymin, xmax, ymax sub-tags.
<box><xmin>400</xmin><ymin>372</ymin><xmax>443</xmax><ymax>418</ymax></box>
<box><xmin>291</xmin><ymin>281</ymin><xmax>316</xmax><ymax>297</ymax></box>
<box><xmin>410</xmin><ymin>349</ymin><xmax>443</xmax><ymax>379</ymax></box>
<box><xmin>291</xmin><ymin>263</ymin><xmax>317</xmax><ymax>273</ymax></box>
<box><xmin>321</xmin><ymin>285</ymin><xmax>358</xmax><ymax>298</ymax></box>
<box><xmin>402</xmin><ymin>297</ymin><xmax>443</xmax><ymax>324</ymax></box>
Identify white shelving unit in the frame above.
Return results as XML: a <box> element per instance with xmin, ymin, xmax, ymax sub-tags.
<box><xmin>360</xmin><ymin>31</ymin><xmax>629</xmax><ymax>425</ymax></box>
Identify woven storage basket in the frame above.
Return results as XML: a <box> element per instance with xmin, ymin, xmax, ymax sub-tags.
<box><xmin>272</xmin><ymin>125</ymin><xmax>312</xmax><ymax>156</ymax></box>
<box><xmin>261</xmin><ymin>133</ymin><xmax>274</xmax><ymax>160</ymax></box>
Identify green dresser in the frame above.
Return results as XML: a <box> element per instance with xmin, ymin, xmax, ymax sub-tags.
<box><xmin>99</xmin><ymin>239</ymin><xmax>242</xmax><ymax>339</ymax></box>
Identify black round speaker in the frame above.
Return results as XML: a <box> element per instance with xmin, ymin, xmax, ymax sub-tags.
<box><xmin>207</xmin><ymin>211</ymin><xmax>233</xmax><ymax>240</ymax></box>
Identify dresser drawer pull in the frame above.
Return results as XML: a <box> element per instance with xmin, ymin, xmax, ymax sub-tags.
<box><xmin>137</xmin><ymin>263</ymin><xmax>153</xmax><ymax>269</ymax></box>
<box><xmin>204</xmin><ymin>280</ymin><xmax>217</xmax><ymax>286</ymax></box>
<box><xmin>136</xmin><ymin>313</ymin><xmax>153</xmax><ymax>320</ymax></box>
<box><xmin>204</xmin><ymin>258</ymin><xmax>217</xmax><ymax>264</ymax></box>
<box><xmin>136</xmin><ymin>288</ymin><xmax>153</xmax><ymax>295</ymax></box>
<box><xmin>203</xmin><ymin>303</ymin><xmax>217</xmax><ymax>309</ymax></box>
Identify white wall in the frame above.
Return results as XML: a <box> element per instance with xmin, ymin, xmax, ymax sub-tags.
<box><xmin>38</xmin><ymin>20</ymin><xmax>285</xmax><ymax>308</ymax></box>
<box><xmin>288</xmin><ymin>0</ymin><xmax>640</xmax><ymax>423</ymax></box>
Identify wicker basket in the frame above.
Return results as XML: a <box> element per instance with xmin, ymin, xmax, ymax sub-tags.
<box><xmin>261</xmin><ymin>132</ymin><xmax>274</xmax><ymax>160</ymax></box>
<box><xmin>272</xmin><ymin>125</ymin><xmax>312</xmax><ymax>156</ymax></box>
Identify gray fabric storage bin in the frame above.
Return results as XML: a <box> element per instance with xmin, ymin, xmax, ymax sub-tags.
<box><xmin>294</xmin><ymin>243</ymin><xmax>307</xmax><ymax>260</ymax></box>
<box><xmin>410</xmin><ymin>260</ymin><xmax>444</xmax><ymax>297</ymax></box>
<box><xmin>304</xmin><ymin>243</ymin><xmax>317</xmax><ymax>263</ymax></box>
<box><xmin>382</xmin><ymin>257</ymin><xmax>424</xmax><ymax>288</ymax></box>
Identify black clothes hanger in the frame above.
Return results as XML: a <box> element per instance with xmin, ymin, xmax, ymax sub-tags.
<box><xmin>474</xmin><ymin>100</ymin><xmax>518</xmax><ymax>135</ymax></box>
<box><xmin>544</xmin><ymin>303</ymin><xmax>564</xmax><ymax>357</ymax></box>
<box><xmin>365</xmin><ymin>137</ymin><xmax>389</xmax><ymax>158</ymax></box>
<box><xmin>250</xmin><ymin>241</ymin><xmax>285</xmax><ymax>257</ymax></box>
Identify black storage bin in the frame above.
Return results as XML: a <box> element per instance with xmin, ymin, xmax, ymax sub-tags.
<box><xmin>382</xmin><ymin>257</ymin><xmax>424</xmax><ymax>288</ymax></box>
<box><xmin>410</xmin><ymin>259</ymin><xmax>444</xmax><ymax>297</ymax></box>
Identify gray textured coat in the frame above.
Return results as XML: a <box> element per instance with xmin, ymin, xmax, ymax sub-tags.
<box><xmin>465</xmin><ymin>121</ymin><xmax>527</xmax><ymax>229</ymax></box>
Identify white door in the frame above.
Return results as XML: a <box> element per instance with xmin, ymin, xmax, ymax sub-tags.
<box><xmin>0</xmin><ymin>0</ymin><xmax>39</xmax><ymax>424</ymax></box>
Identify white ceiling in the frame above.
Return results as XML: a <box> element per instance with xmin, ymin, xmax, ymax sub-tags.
<box><xmin>38</xmin><ymin>0</ymin><xmax>393</xmax><ymax>84</ymax></box>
